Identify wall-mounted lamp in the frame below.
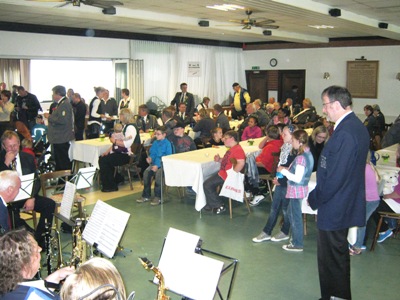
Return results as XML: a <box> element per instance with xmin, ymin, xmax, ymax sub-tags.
<box><xmin>323</xmin><ymin>72</ymin><xmax>330</xmax><ymax>80</ymax></box>
<box><xmin>396</xmin><ymin>73</ymin><xmax>400</xmax><ymax>81</ymax></box>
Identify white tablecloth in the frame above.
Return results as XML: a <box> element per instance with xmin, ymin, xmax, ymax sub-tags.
<box><xmin>69</xmin><ymin>139</ymin><xmax>111</xmax><ymax>169</ymax></box>
<box><xmin>162</xmin><ymin>137</ymin><xmax>264</xmax><ymax>211</ymax></box>
<box><xmin>376</xmin><ymin>143</ymin><xmax>398</xmax><ymax>166</ymax></box>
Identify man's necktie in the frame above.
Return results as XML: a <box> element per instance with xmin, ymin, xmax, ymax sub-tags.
<box><xmin>180</xmin><ymin>93</ymin><xmax>185</xmax><ymax>103</ymax></box>
<box><xmin>142</xmin><ymin>118</ymin><xmax>146</xmax><ymax>131</ymax></box>
<box><xmin>11</xmin><ymin>159</ymin><xmax>17</xmax><ymax>171</ymax></box>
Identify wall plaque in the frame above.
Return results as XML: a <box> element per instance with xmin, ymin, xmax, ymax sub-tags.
<box><xmin>346</xmin><ymin>60</ymin><xmax>379</xmax><ymax>98</ymax></box>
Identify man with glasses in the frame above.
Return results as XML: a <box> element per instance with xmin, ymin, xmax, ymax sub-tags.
<box><xmin>308</xmin><ymin>86</ymin><xmax>369</xmax><ymax>300</ymax></box>
<box><xmin>0</xmin><ymin>131</ymin><xmax>56</xmax><ymax>247</ymax></box>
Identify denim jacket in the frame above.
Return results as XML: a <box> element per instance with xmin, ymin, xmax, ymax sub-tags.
<box><xmin>287</xmin><ymin>149</ymin><xmax>314</xmax><ymax>187</ymax></box>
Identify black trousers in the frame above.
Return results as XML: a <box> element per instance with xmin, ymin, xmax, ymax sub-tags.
<box><xmin>98</xmin><ymin>153</ymin><xmax>130</xmax><ymax>190</ymax></box>
<box><xmin>8</xmin><ymin>195</ymin><xmax>56</xmax><ymax>245</ymax></box>
<box><xmin>53</xmin><ymin>142</ymin><xmax>72</xmax><ymax>171</ymax></box>
<box><xmin>317</xmin><ymin>228</ymin><xmax>351</xmax><ymax>300</ymax></box>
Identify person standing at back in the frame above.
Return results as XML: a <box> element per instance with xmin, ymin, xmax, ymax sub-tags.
<box><xmin>231</xmin><ymin>82</ymin><xmax>250</xmax><ymax>120</ymax></box>
<box><xmin>170</xmin><ymin>83</ymin><xmax>195</xmax><ymax>117</ymax></box>
<box><xmin>72</xmin><ymin>93</ymin><xmax>86</xmax><ymax>141</ymax></box>
<box><xmin>44</xmin><ymin>85</ymin><xmax>74</xmax><ymax>171</ymax></box>
<box><xmin>308</xmin><ymin>86</ymin><xmax>370</xmax><ymax>300</ymax></box>
<box><xmin>15</xmin><ymin>86</ymin><xmax>42</xmax><ymax>130</ymax></box>
<box><xmin>87</xmin><ymin>86</ymin><xmax>105</xmax><ymax>139</ymax></box>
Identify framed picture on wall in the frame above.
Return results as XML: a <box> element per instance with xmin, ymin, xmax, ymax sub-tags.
<box><xmin>346</xmin><ymin>60</ymin><xmax>379</xmax><ymax>98</ymax></box>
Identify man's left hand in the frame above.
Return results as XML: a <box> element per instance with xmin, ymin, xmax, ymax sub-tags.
<box><xmin>24</xmin><ymin>198</ymin><xmax>35</xmax><ymax>211</ymax></box>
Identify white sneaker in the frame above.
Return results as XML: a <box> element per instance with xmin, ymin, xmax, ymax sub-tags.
<box><xmin>250</xmin><ymin>195</ymin><xmax>265</xmax><ymax>206</ymax></box>
<box><xmin>271</xmin><ymin>231</ymin><xmax>289</xmax><ymax>242</ymax></box>
<box><xmin>252</xmin><ymin>232</ymin><xmax>271</xmax><ymax>243</ymax></box>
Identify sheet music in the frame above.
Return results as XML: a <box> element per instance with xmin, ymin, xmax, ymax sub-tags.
<box><xmin>14</xmin><ymin>173</ymin><xmax>35</xmax><ymax>202</ymax></box>
<box><xmin>59</xmin><ymin>182</ymin><xmax>76</xmax><ymax>219</ymax></box>
<box><xmin>157</xmin><ymin>228</ymin><xmax>224</xmax><ymax>300</ymax></box>
<box><xmin>82</xmin><ymin>200</ymin><xmax>130</xmax><ymax>258</ymax></box>
<box><xmin>74</xmin><ymin>167</ymin><xmax>96</xmax><ymax>189</ymax></box>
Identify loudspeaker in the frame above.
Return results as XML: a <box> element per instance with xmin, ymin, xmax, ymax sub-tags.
<box><xmin>102</xmin><ymin>7</ymin><xmax>116</xmax><ymax>15</ymax></box>
<box><xmin>378</xmin><ymin>22</ymin><xmax>388</xmax><ymax>29</ymax></box>
<box><xmin>263</xmin><ymin>30</ymin><xmax>272</xmax><ymax>36</ymax></box>
<box><xmin>329</xmin><ymin>8</ymin><xmax>341</xmax><ymax>17</ymax></box>
<box><xmin>198</xmin><ymin>20</ymin><xmax>209</xmax><ymax>27</ymax></box>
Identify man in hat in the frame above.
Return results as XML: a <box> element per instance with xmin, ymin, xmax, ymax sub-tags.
<box><xmin>168</xmin><ymin>121</ymin><xmax>196</xmax><ymax>153</ymax></box>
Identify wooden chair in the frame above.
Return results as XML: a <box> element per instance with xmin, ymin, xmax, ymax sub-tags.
<box><xmin>258</xmin><ymin>152</ymin><xmax>281</xmax><ymax>201</ymax></box>
<box><xmin>115</xmin><ymin>143</ymin><xmax>144</xmax><ymax>190</ymax></box>
<box><xmin>39</xmin><ymin>170</ymin><xmax>83</xmax><ymax>229</ymax></box>
<box><xmin>370</xmin><ymin>211</ymin><xmax>400</xmax><ymax>251</ymax></box>
<box><xmin>227</xmin><ymin>158</ymin><xmax>251</xmax><ymax>219</ymax></box>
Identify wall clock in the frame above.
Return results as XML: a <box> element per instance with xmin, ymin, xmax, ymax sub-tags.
<box><xmin>270</xmin><ymin>58</ymin><xmax>278</xmax><ymax>67</ymax></box>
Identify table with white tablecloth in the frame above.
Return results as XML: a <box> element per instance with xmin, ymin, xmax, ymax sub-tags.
<box><xmin>162</xmin><ymin>137</ymin><xmax>264</xmax><ymax>211</ymax></box>
<box><xmin>376</xmin><ymin>143</ymin><xmax>398</xmax><ymax>167</ymax></box>
<box><xmin>69</xmin><ymin>139</ymin><xmax>112</xmax><ymax>169</ymax></box>
<box><xmin>69</xmin><ymin>132</ymin><xmax>151</xmax><ymax>169</ymax></box>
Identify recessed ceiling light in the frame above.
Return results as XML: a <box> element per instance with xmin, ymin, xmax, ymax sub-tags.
<box><xmin>206</xmin><ymin>4</ymin><xmax>245</xmax><ymax>11</ymax></box>
<box><xmin>308</xmin><ymin>25</ymin><xmax>335</xmax><ymax>29</ymax></box>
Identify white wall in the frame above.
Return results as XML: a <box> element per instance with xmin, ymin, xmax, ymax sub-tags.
<box><xmin>0</xmin><ymin>30</ymin><xmax>129</xmax><ymax>59</ymax></box>
<box><xmin>243</xmin><ymin>45</ymin><xmax>400</xmax><ymax>122</ymax></box>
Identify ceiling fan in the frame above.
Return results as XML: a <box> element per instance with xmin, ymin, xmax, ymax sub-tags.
<box><xmin>28</xmin><ymin>0</ymin><xmax>124</xmax><ymax>9</ymax></box>
<box><xmin>229</xmin><ymin>10</ymin><xmax>279</xmax><ymax>30</ymax></box>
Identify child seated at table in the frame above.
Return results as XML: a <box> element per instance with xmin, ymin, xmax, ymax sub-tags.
<box><xmin>208</xmin><ymin>127</ymin><xmax>224</xmax><ymax>147</ymax></box>
<box><xmin>241</xmin><ymin>115</ymin><xmax>262</xmax><ymax>141</ymax></box>
<box><xmin>103</xmin><ymin>123</ymin><xmax>132</xmax><ymax>155</ymax></box>
<box><xmin>137</xmin><ymin>126</ymin><xmax>173</xmax><ymax>206</ymax></box>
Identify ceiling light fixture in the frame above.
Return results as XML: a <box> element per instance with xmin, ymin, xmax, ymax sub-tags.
<box><xmin>308</xmin><ymin>25</ymin><xmax>334</xmax><ymax>29</ymax></box>
<box><xmin>206</xmin><ymin>4</ymin><xmax>244</xmax><ymax>12</ymax></box>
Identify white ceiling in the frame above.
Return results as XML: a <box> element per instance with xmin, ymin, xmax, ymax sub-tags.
<box><xmin>0</xmin><ymin>0</ymin><xmax>399</xmax><ymax>44</ymax></box>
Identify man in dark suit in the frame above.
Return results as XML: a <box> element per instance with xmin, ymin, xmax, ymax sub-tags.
<box><xmin>170</xmin><ymin>83</ymin><xmax>195</xmax><ymax>117</ymax></box>
<box><xmin>136</xmin><ymin>104</ymin><xmax>159</xmax><ymax>133</ymax></box>
<box><xmin>308</xmin><ymin>86</ymin><xmax>370</xmax><ymax>300</ymax></box>
<box><xmin>0</xmin><ymin>130</ymin><xmax>56</xmax><ymax>247</ymax></box>
<box><xmin>0</xmin><ymin>170</ymin><xmax>21</xmax><ymax>233</ymax></box>
<box><xmin>175</xmin><ymin>102</ymin><xmax>194</xmax><ymax>126</ymax></box>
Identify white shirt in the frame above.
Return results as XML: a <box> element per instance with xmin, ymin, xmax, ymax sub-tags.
<box><xmin>333</xmin><ymin>110</ymin><xmax>353</xmax><ymax>130</ymax></box>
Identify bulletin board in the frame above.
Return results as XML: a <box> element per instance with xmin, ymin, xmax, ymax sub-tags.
<box><xmin>346</xmin><ymin>60</ymin><xmax>379</xmax><ymax>98</ymax></box>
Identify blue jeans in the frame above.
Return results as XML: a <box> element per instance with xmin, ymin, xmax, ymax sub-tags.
<box><xmin>354</xmin><ymin>200</ymin><xmax>380</xmax><ymax>248</ymax></box>
<box><xmin>288</xmin><ymin>198</ymin><xmax>303</xmax><ymax>247</ymax></box>
<box><xmin>142</xmin><ymin>166</ymin><xmax>163</xmax><ymax>198</ymax></box>
<box><xmin>263</xmin><ymin>185</ymin><xmax>290</xmax><ymax>235</ymax></box>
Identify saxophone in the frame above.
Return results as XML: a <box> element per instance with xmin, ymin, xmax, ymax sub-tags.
<box><xmin>139</xmin><ymin>257</ymin><xmax>170</xmax><ymax>300</ymax></box>
<box><xmin>70</xmin><ymin>218</ymin><xmax>87</xmax><ymax>268</ymax></box>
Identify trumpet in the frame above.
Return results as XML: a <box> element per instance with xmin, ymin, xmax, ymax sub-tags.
<box><xmin>139</xmin><ymin>257</ymin><xmax>170</xmax><ymax>300</ymax></box>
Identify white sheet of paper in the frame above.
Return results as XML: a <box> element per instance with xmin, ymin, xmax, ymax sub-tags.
<box><xmin>157</xmin><ymin>228</ymin><xmax>224</xmax><ymax>300</ymax></box>
<box><xmin>74</xmin><ymin>166</ymin><xmax>96</xmax><ymax>189</ymax></box>
<box><xmin>59</xmin><ymin>181</ymin><xmax>76</xmax><ymax>219</ymax></box>
<box><xmin>384</xmin><ymin>198</ymin><xmax>400</xmax><ymax>214</ymax></box>
<box><xmin>14</xmin><ymin>173</ymin><xmax>35</xmax><ymax>202</ymax></box>
<box><xmin>82</xmin><ymin>200</ymin><xmax>130</xmax><ymax>258</ymax></box>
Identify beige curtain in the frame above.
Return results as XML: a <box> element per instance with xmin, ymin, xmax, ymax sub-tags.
<box><xmin>131</xmin><ymin>59</ymin><xmax>144</xmax><ymax>105</ymax></box>
<box><xmin>0</xmin><ymin>59</ymin><xmax>21</xmax><ymax>88</ymax></box>
<box><xmin>20</xmin><ymin>59</ymin><xmax>30</xmax><ymax>90</ymax></box>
